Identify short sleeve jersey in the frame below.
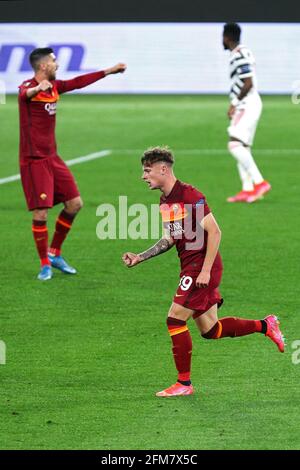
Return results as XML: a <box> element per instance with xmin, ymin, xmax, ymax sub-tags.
<box><xmin>18</xmin><ymin>71</ymin><xmax>106</xmax><ymax>164</ymax></box>
<box><xmin>18</xmin><ymin>78</ymin><xmax>63</xmax><ymax>163</ymax></box>
<box><xmin>160</xmin><ymin>180</ymin><xmax>218</xmax><ymax>272</ymax></box>
<box><xmin>229</xmin><ymin>44</ymin><xmax>258</xmax><ymax>101</ymax></box>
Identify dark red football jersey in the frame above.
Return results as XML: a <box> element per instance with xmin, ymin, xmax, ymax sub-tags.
<box><xmin>18</xmin><ymin>71</ymin><xmax>105</xmax><ymax>164</ymax></box>
<box><xmin>18</xmin><ymin>78</ymin><xmax>60</xmax><ymax>162</ymax></box>
<box><xmin>160</xmin><ymin>179</ymin><xmax>222</xmax><ymax>273</ymax></box>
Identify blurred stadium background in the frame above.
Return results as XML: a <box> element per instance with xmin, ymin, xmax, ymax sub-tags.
<box><xmin>0</xmin><ymin>0</ymin><xmax>299</xmax><ymax>450</ymax></box>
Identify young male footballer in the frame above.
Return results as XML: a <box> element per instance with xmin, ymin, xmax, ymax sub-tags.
<box><xmin>18</xmin><ymin>47</ymin><xmax>126</xmax><ymax>280</ymax></box>
<box><xmin>223</xmin><ymin>23</ymin><xmax>271</xmax><ymax>203</ymax></box>
<box><xmin>122</xmin><ymin>147</ymin><xmax>284</xmax><ymax>397</ymax></box>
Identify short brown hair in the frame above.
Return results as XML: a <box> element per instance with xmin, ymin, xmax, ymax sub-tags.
<box><xmin>29</xmin><ymin>47</ymin><xmax>54</xmax><ymax>71</ymax></box>
<box><xmin>141</xmin><ymin>146</ymin><xmax>174</xmax><ymax>166</ymax></box>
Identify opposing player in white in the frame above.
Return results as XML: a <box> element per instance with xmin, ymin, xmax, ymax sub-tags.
<box><xmin>223</xmin><ymin>23</ymin><xmax>271</xmax><ymax>203</ymax></box>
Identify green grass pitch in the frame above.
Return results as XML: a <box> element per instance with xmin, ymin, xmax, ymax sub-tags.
<box><xmin>0</xmin><ymin>95</ymin><xmax>299</xmax><ymax>450</ymax></box>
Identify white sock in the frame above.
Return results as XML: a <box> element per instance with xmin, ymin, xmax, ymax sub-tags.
<box><xmin>237</xmin><ymin>163</ymin><xmax>254</xmax><ymax>191</ymax></box>
<box><xmin>228</xmin><ymin>142</ymin><xmax>264</xmax><ymax>185</ymax></box>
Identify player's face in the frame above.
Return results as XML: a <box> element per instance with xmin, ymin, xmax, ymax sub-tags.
<box><xmin>223</xmin><ymin>34</ymin><xmax>229</xmax><ymax>50</ymax></box>
<box><xmin>142</xmin><ymin>163</ymin><xmax>165</xmax><ymax>190</ymax></box>
<box><xmin>42</xmin><ymin>53</ymin><xmax>59</xmax><ymax>80</ymax></box>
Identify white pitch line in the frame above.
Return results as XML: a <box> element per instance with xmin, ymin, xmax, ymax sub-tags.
<box><xmin>66</xmin><ymin>149</ymin><xmax>111</xmax><ymax>166</ymax></box>
<box><xmin>1</xmin><ymin>147</ymin><xmax>299</xmax><ymax>185</ymax></box>
<box><xmin>0</xmin><ymin>174</ymin><xmax>21</xmax><ymax>184</ymax></box>
<box><xmin>0</xmin><ymin>149</ymin><xmax>111</xmax><ymax>186</ymax></box>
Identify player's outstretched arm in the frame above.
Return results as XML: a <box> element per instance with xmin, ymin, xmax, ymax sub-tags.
<box><xmin>56</xmin><ymin>63</ymin><xmax>127</xmax><ymax>94</ymax></box>
<box><xmin>104</xmin><ymin>63</ymin><xmax>127</xmax><ymax>76</ymax></box>
<box><xmin>122</xmin><ymin>235</ymin><xmax>174</xmax><ymax>268</ymax></box>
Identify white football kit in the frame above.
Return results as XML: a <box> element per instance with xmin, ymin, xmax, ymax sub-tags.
<box><xmin>227</xmin><ymin>44</ymin><xmax>262</xmax><ymax>146</ymax></box>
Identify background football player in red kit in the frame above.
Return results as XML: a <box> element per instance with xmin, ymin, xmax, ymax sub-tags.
<box><xmin>18</xmin><ymin>47</ymin><xmax>126</xmax><ymax>280</ymax></box>
<box><xmin>122</xmin><ymin>147</ymin><xmax>284</xmax><ymax>397</ymax></box>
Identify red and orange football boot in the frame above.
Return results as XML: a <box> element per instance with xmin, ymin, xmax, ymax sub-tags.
<box><xmin>246</xmin><ymin>180</ymin><xmax>272</xmax><ymax>203</ymax></box>
<box><xmin>254</xmin><ymin>180</ymin><xmax>272</xmax><ymax>198</ymax></box>
<box><xmin>156</xmin><ymin>382</ymin><xmax>194</xmax><ymax>397</ymax></box>
<box><xmin>227</xmin><ymin>190</ymin><xmax>254</xmax><ymax>203</ymax></box>
<box><xmin>264</xmin><ymin>315</ymin><xmax>285</xmax><ymax>353</ymax></box>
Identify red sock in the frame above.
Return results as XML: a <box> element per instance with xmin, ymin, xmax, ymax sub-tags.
<box><xmin>49</xmin><ymin>210</ymin><xmax>75</xmax><ymax>256</ymax></box>
<box><xmin>202</xmin><ymin>316</ymin><xmax>262</xmax><ymax>339</ymax></box>
<box><xmin>32</xmin><ymin>220</ymin><xmax>50</xmax><ymax>266</ymax></box>
<box><xmin>167</xmin><ymin>317</ymin><xmax>192</xmax><ymax>383</ymax></box>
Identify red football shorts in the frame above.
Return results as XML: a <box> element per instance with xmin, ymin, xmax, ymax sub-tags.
<box><xmin>20</xmin><ymin>155</ymin><xmax>80</xmax><ymax>210</ymax></box>
<box><xmin>173</xmin><ymin>266</ymin><xmax>223</xmax><ymax>318</ymax></box>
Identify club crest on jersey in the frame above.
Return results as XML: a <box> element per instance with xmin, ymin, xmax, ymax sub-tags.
<box><xmin>160</xmin><ymin>202</ymin><xmax>188</xmax><ymax>222</ymax></box>
<box><xmin>39</xmin><ymin>193</ymin><xmax>47</xmax><ymax>200</ymax></box>
<box><xmin>45</xmin><ymin>102</ymin><xmax>57</xmax><ymax>115</ymax></box>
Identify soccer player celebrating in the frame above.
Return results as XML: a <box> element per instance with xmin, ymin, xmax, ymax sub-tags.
<box><xmin>122</xmin><ymin>147</ymin><xmax>284</xmax><ymax>397</ymax></box>
<box><xmin>223</xmin><ymin>23</ymin><xmax>271</xmax><ymax>203</ymax></box>
<box><xmin>18</xmin><ymin>47</ymin><xmax>126</xmax><ymax>280</ymax></box>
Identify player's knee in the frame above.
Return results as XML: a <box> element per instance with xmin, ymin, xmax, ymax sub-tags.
<box><xmin>33</xmin><ymin>209</ymin><xmax>48</xmax><ymax>221</ymax></box>
<box><xmin>228</xmin><ymin>140</ymin><xmax>242</xmax><ymax>154</ymax></box>
<box><xmin>201</xmin><ymin>321</ymin><xmax>220</xmax><ymax>339</ymax></box>
<box><xmin>75</xmin><ymin>198</ymin><xmax>83</xmax><ymax>212</ymax></box>
<box><xmin>166</xmin><ymin>316</ymin><xmax>187</xmax><ymax>333</ymax></box>
<box><xmin>166</xmin><ymin>316</ymin><xmax>186</xmax><ymax>326</ymax></box>
<box><xmin>65</xmin><ymin>197</ymin><xmax>83</xmax><ymax>214</ymax></box>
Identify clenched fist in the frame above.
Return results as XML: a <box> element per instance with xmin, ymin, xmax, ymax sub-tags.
<box><xmin>38</xmin><ymin>80</ymin><xmax>53</xmax><ymax>92</ymax></box>
<box><xmin>122</xmin><ymin>252</ymin><xmax>141</xmax><ymax>268</ymax></box>
<box><xmin>105</xmin><ymin>63</ymin><xmax>127</xmax><ymax>75</ymax></box>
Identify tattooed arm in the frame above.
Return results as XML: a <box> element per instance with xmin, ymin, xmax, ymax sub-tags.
<box><xmin>122</xmin><ymin>235</ymin><xmax>174</xmax><ymax>268</ymax></box>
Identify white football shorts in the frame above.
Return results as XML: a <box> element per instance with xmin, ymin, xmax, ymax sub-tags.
<box><xmin>227</xmin><ymin>92</ymin><xmax>262</xmax><ymax>146</ymax></box>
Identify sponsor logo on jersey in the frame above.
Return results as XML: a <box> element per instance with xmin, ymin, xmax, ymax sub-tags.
<box><xmin>166</xmin><ymin>221</ymin><xmax>184</xmax><ymax>237</ymax></box>
<box><xmin>45</xmin><ymin>102</ymin><xmax>57</xmax><ymax>115</ymax></box>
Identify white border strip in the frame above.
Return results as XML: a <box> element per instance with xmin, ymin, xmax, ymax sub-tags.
<box><xmin>0</xmin><ymin>149</ymin><xmax>111</xmax><ymax>185</ymax></box>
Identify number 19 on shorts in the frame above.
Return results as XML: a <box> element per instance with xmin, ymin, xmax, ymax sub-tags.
<box><xmin>179</xmin><ymin>275</ymin><xmax>193</xmax><ymax>291</ymax></box>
